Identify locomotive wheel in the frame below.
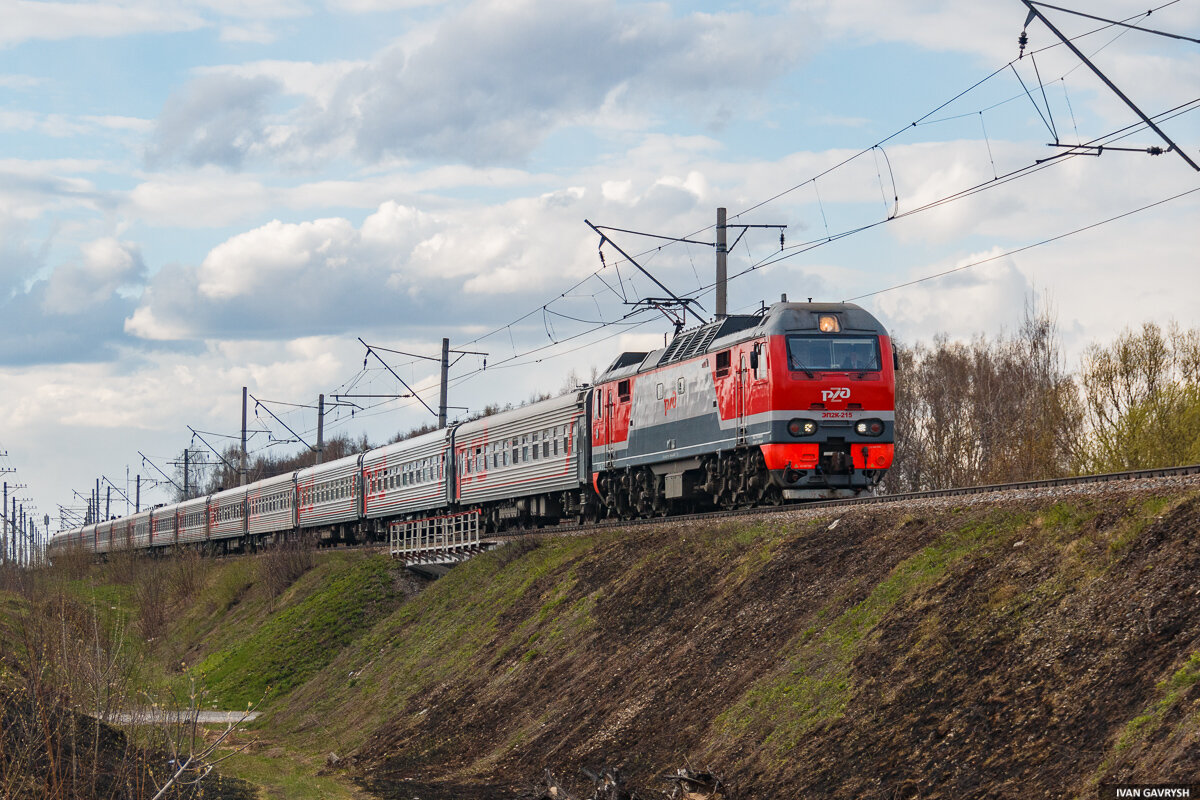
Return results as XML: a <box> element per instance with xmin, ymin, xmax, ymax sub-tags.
<box><xmin>760</xmin><ymin>484</ymin><xmax>783</xmax><ymax>506</ymax></box>
<box><xmin>747</xmin><ymin>449</ymin><xmax>772</xmax><ymax>505</ymax></box>
<box><xmin>617</xmin><ymin>469</ymin><xmax>637</xmax><ymax>519</ymax></box>
<box><xmin>718</xmin><ymin>451</ymin><xmax>744</xmax><ymax>509</ymax></box>
<box><xmin>633</xmin><ymin>467</ymin><xmax>659</xmax><ymax>518</ymax></box>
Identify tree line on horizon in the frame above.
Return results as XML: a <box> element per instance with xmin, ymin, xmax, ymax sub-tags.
<box><xmin>884</xmin><ymin>302</ymin><xmax>1200</xmax><ymax>493</ymax></box>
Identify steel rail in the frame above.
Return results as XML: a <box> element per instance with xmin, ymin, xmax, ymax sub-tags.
<box><xmin>481</xmin><ymin>463</ymin><xmax>1200</xmax><ymax>543</ymax></box>
<box><xmin>71</xmin><ymin>464</ymin><xmax>1200</xmax><ymax>562</ymax></box>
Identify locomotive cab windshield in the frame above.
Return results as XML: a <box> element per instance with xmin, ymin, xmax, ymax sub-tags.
<box><xmin>787</xmin><ymin>334</ymin><xmax>882</xmax><ymax>372</ymax></box>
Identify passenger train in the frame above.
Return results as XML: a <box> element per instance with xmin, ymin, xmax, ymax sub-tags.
<box><xmin>49</xmin><ymin>300</ymin><xmax>896</xmax><ymax>557</ymax></box>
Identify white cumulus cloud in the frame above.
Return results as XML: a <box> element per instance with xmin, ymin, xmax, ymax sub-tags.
<box><xmin>43</xmin><ymin>237</ymin><xmax>145</xmax><ymax>314</ymax></box>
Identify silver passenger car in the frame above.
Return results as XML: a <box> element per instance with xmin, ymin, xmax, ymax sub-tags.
<box><xmin>176</xmin><ymin>496</ymin><xmax>209</xmax><ymax>545</ymax></box>
<box><xmin>210</xmin><ymin>486</ymin><xmax>248</xmax><ymax>542</ymax></box>
<box><xmin>248</xmin><ymin>472</ymin><xmax>297</xmax><ymax>537</ymax></box>
<box><xmin>297</xmin><ymin>453</ymin><xmax>361</xmax><ymax>531</ymax></box>
<box><xmin>362</xmin><ymin>429</ymin><xmax>452</xmax><ymax>520</ymax></box>
<box><xmin>454</xmin><ymin>389</ymin><xmax>590</xmax><ymax>508</ymax></box>
<box><xmin>129</xmin><ymin>510</ymin><xmax>152</xmax><ymax>549</ymax></box>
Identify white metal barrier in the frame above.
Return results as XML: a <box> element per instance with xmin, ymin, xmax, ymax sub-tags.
<box><xmin>389</xmin><ymin>509</ymin><xmax>484</xmax><ymax>567</ymax></box>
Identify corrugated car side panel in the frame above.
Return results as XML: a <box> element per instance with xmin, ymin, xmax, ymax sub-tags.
<box><xmin>150</xmin><ymin>508</ymin><xmax>176</xmax><ymax>547</ymax></box>
<box><xmin>247</xmin><ymin>473</ymin><xmax>296</xmax><ymax>536</ymax></box>
<box><xmin>176</xmin><ymin>497</ymin><xmax>209</xmax><ymax>544</ymax></box>
<box><xmin>95</xmin><ymin>522</ymin><xmax>112</xmax><ymax>554</ymax></box>
<box><xmin>362</xmin><ymin>430</ymin><xmax>451</xmax><ymax>519</ymax></box>
<box><xmin>131</xmin><ymin>512</ymin><xmax>152</xmax><ymax>550</ymax></box>
<box><xmin>456</xmin><ymin>392</ymin><xmax>587</xmax><ymax>505</ymax></box>
<box><xmin>210</xmin><ymin>487</ymin><xmax>248</xmax><ymax>541</ymax></box>
<box><xmin>297</xmin><ymin>455</ymin><xmax>361</xmax><ymax>529</ymax></box>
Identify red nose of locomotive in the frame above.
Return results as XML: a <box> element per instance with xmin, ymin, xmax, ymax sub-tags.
<box><xmin>760</xmin><ymin>307</ymin><xmax>895</xmax><ymax>499</ymax></box>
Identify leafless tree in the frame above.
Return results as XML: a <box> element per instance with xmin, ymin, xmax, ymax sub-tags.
<box><xmin>885</xmin><ymin>296</ymin><xmax>1081</xmax><ymax>492</ymax></box>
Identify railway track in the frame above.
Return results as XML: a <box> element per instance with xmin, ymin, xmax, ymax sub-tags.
<box><xmin>479</xmin><ymin>463</ymin><xmax>1200</xmax><ymax>544</ymax></box>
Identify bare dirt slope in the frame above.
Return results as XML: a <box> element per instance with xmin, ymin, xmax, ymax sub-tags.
<box><xmin>269</xmin><ymin>478</ymin><xmax>1200</xmax><ymax>799</ymax></box>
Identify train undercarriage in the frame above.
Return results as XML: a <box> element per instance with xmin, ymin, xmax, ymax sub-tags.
<box><xmin>593</xmin><ymin>444</ymin><xmax>880</xmax><ymax>519</ymax></box>
<box><xmin>93</xmin><ymin>443</ymin><xmax>882</xmax><ymax>559</ymax></box>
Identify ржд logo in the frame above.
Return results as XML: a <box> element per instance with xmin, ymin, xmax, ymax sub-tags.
<box><xmin>821</xmin><ymin>387</ymin><xmax>851</xmax><ymax>402</ymax></box>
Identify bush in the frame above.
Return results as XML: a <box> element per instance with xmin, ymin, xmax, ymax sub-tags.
<box><xmin>257</xmin><ymin>537</ymin><xmax>315</xmax><ymax>597</ymax></box>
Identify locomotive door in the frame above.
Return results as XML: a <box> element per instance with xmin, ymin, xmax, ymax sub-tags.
<box><xmin>736</xmin><ymin>354</ymin><xmax>748</xmax><ymax>445</ymax></box>
<box><xmin>603</xmin><ymin>389</ymin><xmax>615</xmax><ymax>470</ymax></box>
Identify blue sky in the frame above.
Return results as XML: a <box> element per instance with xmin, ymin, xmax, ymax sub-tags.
<box><xmin>1</xmin><ymin>0</ymin><xmax>1197</xmax><ymax>532</ymax></box>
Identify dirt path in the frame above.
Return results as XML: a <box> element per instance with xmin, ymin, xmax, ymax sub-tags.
<box><xmin>101</xmin><ymin>709</ymin><xmax>261</xmax><ymax>724</ymax></box>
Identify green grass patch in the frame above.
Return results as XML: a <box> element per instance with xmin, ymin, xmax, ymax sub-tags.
<box><xmin>1108</xmin><ymin>496</ymin><xmax>1176</xmax><ymax>562</ymax></box>
<box><xmin>1037</xmin><ymin>502</ymin><xmax>1096</xmax><ymax>539</ymax></box>
<box><xmin>717</xmin><ymin>511</ymin><xmax>1026</xmax><ymax>755</ymax></box>
<box><xmin>273</xmin><ymin>533</ymin><xmax>599</xmax><ymax>752</ymax></box>
<box><xmin>718</xmin><ymin>520</ymin><xmax>798</xmax><ymax>590</ymax></box>
<box><xmin>1115</xmin><ymin>652</ymin><xmax>1200</xmax><ymax>752</ymax></box>
<box><xmin>195</xmin><ymin>555</ymin><xmax>401</xmax><ymax>709</ymax></box>
<box><xmin>63</xmin><ymin>578</ymin><xmax>137</xmax><ymax>631</ymax></box>
<box><xmin>216</xmin><ymin>749</ymin><xmax>363</xmax><ymax>800</ymax></box>
<box><xmin>160</xmin><ymin>558</ymin><xmax>258</xmax><ymax>664</ymax></box>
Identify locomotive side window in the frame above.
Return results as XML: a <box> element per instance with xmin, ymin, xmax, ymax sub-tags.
<box><xmin>656</xmin><ymin>383</ymin><xmax>664</xmax><ymax>400</ymax></box>
<box><xmin>677</xmin><ymin>377</ymin><xmax>686</xmax><ymax>395</ymax></box>
<box><xmin>787</xmin><ymin>335</ymin><xmax>881</xmax><ymax>372</ymax></box>
<box><xmin>715</xmin><ymin>351</ymin><xmax>731</xmax><ymax>377</ymax></box>
<box><xmin>618</xmin><ymin>380</ymin><xmax>630</xmax><ymax>401</ymax></box>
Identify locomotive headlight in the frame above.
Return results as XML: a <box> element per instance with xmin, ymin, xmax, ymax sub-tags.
<box><xmin>855</xmin><ymin>419</ymin><xmax>885</xmax><ymax>436</ymax></box>
<box><xmin>788</xmin><ymin>418</ymin><xmax>818</xmax><ymax>436</ymax></box>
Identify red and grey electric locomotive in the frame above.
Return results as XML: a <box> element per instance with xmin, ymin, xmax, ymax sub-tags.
<box><xmin>590</xmin><ymin>300</ymin><xmax>895</xmax><ymax>516</ymax></box>
<box><xmin>49</xmin><ymin>300</ymin><xmax>896</xmax><ymax>557</ymax></box>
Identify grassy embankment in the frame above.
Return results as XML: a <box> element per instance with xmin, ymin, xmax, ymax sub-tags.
<box><xmin>7</xmin><ymin>484</ymin><xmax>1200</xmax><ymax>798</ymax></box>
